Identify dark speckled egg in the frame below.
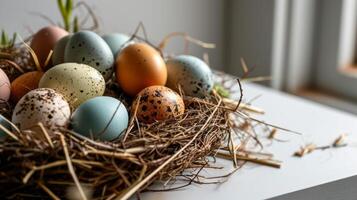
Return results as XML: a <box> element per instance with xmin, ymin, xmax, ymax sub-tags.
<box><xmin>132</xmin><ymin>86</ymin><xmax>184</xmax><ymax>124</ymax></box>
<box><xmin>166</xmin><ymin>55</ymin><xmax>213</xmax><ymax>98</ymax></box>
<box><xmin>64</xmin><ymin>31</ymin><xmax>114</xmax><ymax>80</ymax></box>
<box><xmin>12</xmin><ymin>88</ymin><xmax>71</xmax><ymax>131</ymax></box>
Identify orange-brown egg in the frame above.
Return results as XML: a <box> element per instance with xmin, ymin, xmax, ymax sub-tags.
<box><xmin>30</xmin><ymin>26</ymin><xmax>68</xmax><ymax>69</ymax></box>
<box><xmin>11</xmin><ymin>71</ymin><xmax>44</xmax><ymax>103</ymax></box>
<box><xmin>132</xmin><ymin>86</ymin><xmax>184</xmax><ymax>123</ymax></box>
<box><xmin>115</xmin><ymin>43</ymin><xmax>167</xmax><ymax>96</ymax></box>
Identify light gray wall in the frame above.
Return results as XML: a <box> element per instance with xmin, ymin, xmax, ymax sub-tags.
<box><xmin>0</xmin><ymin>0</ymin><xmax>225</xmax><ymax>69</ymax></box>
<box><xmin>225</xmin><ymin>0</ymin><xmax>275</xmax><ymax>79</ymax></box>
<box><xmin>0</xmin><ymin>0</ymin><xmax>275</xmax><ymax>78</ymax></box>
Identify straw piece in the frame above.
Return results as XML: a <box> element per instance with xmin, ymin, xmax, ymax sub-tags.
<box><xmin>60</xmin><ymin>134</ymin><xmax>88</xmax><ymax>200</ymax></box>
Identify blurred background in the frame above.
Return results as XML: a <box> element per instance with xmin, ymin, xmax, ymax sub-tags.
<box><xmin>1</xmin><ymin>0</ymin><xmax>357</xmax><ymax>114</ymax></box>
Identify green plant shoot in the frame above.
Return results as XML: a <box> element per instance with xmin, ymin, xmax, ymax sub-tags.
<box><xmin>214</xmin><ymin>83</ymin><xmax>230</xmax><ymax>98</ymax></box>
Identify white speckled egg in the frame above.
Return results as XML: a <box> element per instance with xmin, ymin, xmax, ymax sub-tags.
<box><xmin>0</xmin><ymin>68</ymin><xmax>10</xmax><ymax>102</ymax></box>
<box><xmin>166</xmin><ymin>55</ymin><xmax>213</xmax><ymax>98</ymax></box>
<box><xmin>71</xmin><ymin>96</ymin><xmax>128</xmax><ymax>141</ymax></box>
<box><xmin>12</xmin><ymin>88</ymin><xmax>70</xmax><ymax>131</ymax></box>
<box><xmin>39</xmin><ymin>63</ymin><xmax>105</xmax><ymax>109</ymax></box>
<box><xmin>53</xmin><ymin>34</ymin><xmax>72</xmax><ymax>65</ymax></box>
<box><xmin>64</xmin><ymin>31</ymin><xmax>114</xmax><ymax>80</ymax></box>
<box><xmin>102</xmin><ymin>33</ymin><xmax>131</xmax><ymax>57</ymax></box>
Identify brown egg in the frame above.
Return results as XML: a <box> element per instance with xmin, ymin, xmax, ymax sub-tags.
<box><xmin>115</xmin><ymin>43</ymin><xmax>167</xmax><ymax>96</ymax></box>
<box><xmin>11</xmin><ymin>71</ymin><xmax>44</xmax><ymax>103</ymax></box>
<box><xmin>30</xmin><ymin>26</ymin><xmax>68</xmax><ymax>69</ymax></box>
<box><xmin>132</xmin><ymin>86</ymin><xmax>185</xmax><ymax>123</ymax></box>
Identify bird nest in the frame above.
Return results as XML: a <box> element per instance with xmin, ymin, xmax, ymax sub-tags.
<box><xmin>0</xmin><ymin>40</ymin><xmax>284</xmax><ymax>200</ymax></box>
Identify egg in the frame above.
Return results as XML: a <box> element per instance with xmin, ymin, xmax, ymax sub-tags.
<box><xmin>71</xmin><ymin>96</ymin><xmax>128</xmax><ymax>141</ymax></box>
<box><xmin>132</xmin><ymin>86</ymin><xmax>184</xmax><ymax>124</ymax></box>
<box><xmin>30</xmin><ymin>26</ymin><xmax>68</xmax><ymax>68</ymax></box>
<box><xmin>53</xmin><ymin>34</ymin><xmax>72</xmax><ymax>65</ymax></box>
<box><xmin>11</xmin><ymin>71</ymin><xmax>44</xmax><ymax>103</ymax></box>
<box><xmin>39</xmin><ymin>63</ymin><xmax>105</xmax><ymax>109</ymax></box>
<box><xmin>166</xmin><ymin>55</ymin><xmax>213</xmax><ymax>98</ymax></box>
<box><xmin>116</xmin><ymin>43</ymin><xmax>167</xmax><ymax>96</ymax></box>
<box><xmin>0</xmin><ymin>68</ymin><xmax>10</xmax><ymax>102</ymax></box>
<box><xmin>64</xmin><ymin>31</ymin><xmax>114</xmax><ymax>80</ymax></box>
<box><xmin>12</xmin><ymin>88</ymin><xmax>71</xmax><ymax>131</ymax></box>
<box><xmin>0</xmin><ymin>114</ymin><xmax>11</xmax><ymax>138</ymax></box>
<box><xmin>102</xmin><ymin>33</ymin><xmax>131</xmax><ymax>57</ymax></box>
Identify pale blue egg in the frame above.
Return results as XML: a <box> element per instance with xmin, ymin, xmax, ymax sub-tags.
<box><xmin>0</xmin><ymin>114</ymin><xmax>11</xmax><ymax>138</ymax></box>
<box><xmin>52</xmin><ymin>34</ymin><xmax>72</xmax><ymax>65</ymax></box>
<box><xmin>166</xmin><ymin>55</ymin><xmax>213</xmax><ymax>98</ymax></box>
<box><xmin>64</xmin><ymin>31</ymin><xmax>114</xmax><ymax>80</ymax></box>
<box><xmin>71</xmin><ymin>96</ymin><xmax>129</xmax><ymax>141</ymax></box>
<box><xmin>102</xmin><ymin>33</ymin><xmax>131</xmax><ymax>57</ymax></box>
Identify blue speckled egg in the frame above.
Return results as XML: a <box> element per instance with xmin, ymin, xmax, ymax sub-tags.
<box><xmin>64</xmin><ymin>31</ymin><xmax>114</xmax><ymax>80</ymax></box>
<box><xmin>102</xmin><ymin>33</ymin><xmax>131</xmax><ymax>57</ymax></box>
<box><xmin>0</xmin><ymin>114</ymin><xmax>11</xmax><ymax>138</ymax></box>
<box><xmin>53</xmin><ymin>34</ymin><xmax>72</xmax><ymax>65</ymax></box>
<box><xmin>71</xmin><ymin>96</ymin><xmax>129</xmax><ymax>141</ymax></box>
<box><xmin>166</xmin><ymin>55</ymin><xmax>213</xmax><ymax>98</ymax></box>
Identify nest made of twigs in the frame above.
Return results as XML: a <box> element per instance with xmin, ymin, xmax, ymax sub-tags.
<box><xmin>0</xmin><ymin>31</ymin><xmax>281</xmax><ymax>200</ymax></box>
<box><xmin>0</xmin><ymin>69</ymin><xmax>269</xmax><ymax>200</ymax></box>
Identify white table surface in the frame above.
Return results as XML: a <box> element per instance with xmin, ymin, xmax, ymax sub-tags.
<box><xmin>138</xmin><ymin>83</ymin><xmax>357</xmax><ymax>200</ymax></box>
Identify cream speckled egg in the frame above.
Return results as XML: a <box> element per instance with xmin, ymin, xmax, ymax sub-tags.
<box><xmin>12</xmin><ymin>88</ymin><xmax>71</xmax><ymax>131</ymax></box>
<box><xmin>39</xmin><ymin>63</ymin><xmax>105</xmax><ymax>109</ymax></box>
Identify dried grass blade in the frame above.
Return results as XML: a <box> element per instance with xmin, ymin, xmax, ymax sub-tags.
<box><xmin>38</xmin><ymin>123</ymin><xmax>54</xmax><ymax>148</ymax></box>
<box><xmin>38</xmin><ymin>182</ymin><xmax>60</xmax><ymax>200</ymax></box>
<box><xmin>60</xmin><ymin>134</ymin><xmax>87</xmax><ymax>200</ymax></box>
<box><xmin>0</xmin><ymin>124</ymin><xmax>19</xmax><ymax>141</ymax></box>
<box><xmin>116</xmin><ymin>99</ymin><xmax>222</xmax><ymax>200</ymax></box>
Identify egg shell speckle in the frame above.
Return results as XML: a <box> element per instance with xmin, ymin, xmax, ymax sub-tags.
<box><xmin>71</xmin><ymin>96</ymin><xmax>129</xmax><ymax>141</ymax></box>
<box><xmin>132</xmin><ymin>86</ymin><xmax>184</xmax><ymax>124</ymax></box>
<box><xmin>0</xmin><ymin>68</ymin><xmax>10</xmax><ymax>101</ymax></box>
<box><xmin>166</xmin><ymin>55</ymin><xmax>213</xmax><ymax>98</ymax></box>
<box><xmin>12</xmin><ymin>88</ymin><xmax>71</xmax><ymax>131</ymax></box>
<box><xmin>64</xmin><ymin>31</ymin><xmax>114</xmax><ymax>80</ymax></box>
<box><xmin>102</xmin><ymin>33</ymin><xmax>131</xmax><ymax>57</ymax></box>
<box><xmin>39</xmin><ymin>63</ymin><xmax>105</xmax><ymax>109</ymax></box>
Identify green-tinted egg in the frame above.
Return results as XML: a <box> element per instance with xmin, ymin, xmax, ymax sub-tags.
<box><xmin>53</xmin><ymin>34</ymin><xmax>72</xmax><ymax>65</ymax></box>
<box><xmin>64</xmin><ymin>31</ymin><xmax>114</xmax><ymax>80</ymax></box>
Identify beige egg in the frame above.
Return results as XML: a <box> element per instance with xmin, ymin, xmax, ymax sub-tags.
<box><xmin>39</xmin><ymin>63</ymin><xmax>105</xmax><ymax>109</ymax></box>
<box><xmin>12</xmin><ymin>88</ymin><xmax>71</xmax><ymax>131</ymax></box>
